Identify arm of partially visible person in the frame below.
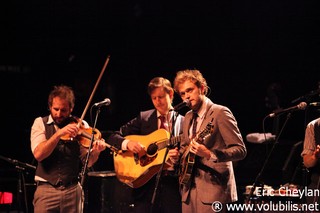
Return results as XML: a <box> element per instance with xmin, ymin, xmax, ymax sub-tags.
<box><xmin>303</xmin><ymin>147</ymin><xmax>320</xmax><ymax>168</ymax></box>
<box><xmin>302</xmin><ymin>122</ymin><xmax>319</xmax><ymax>168</ymax></box>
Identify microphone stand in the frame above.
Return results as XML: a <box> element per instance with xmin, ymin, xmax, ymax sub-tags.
<box><xmin>0</xmin><ymin>155</ymin><xmax>36</xmax><ymax>213</ymax></box>
<box><xmin>78</xmin><ymin>105</ymin><xmax>118</xmax><ymax>213</ymax></box>
<box><xmin>246</xmin><ymin>112</ymin><xmax>293</xmax><ymax>205</ymax></box>
<box><xmin>80</xmin><ymin>107</ymin><xmax>101</xmax><ymax>187</ymax></box>
<box><xmin>78</xmin><ymin>106</ymin><xmax>102</xmax><ymax>213</ymax></box>
<box><xmin>0</xmin><ymin>155</ymin><xmax>36</xmax><ymax>170</ymax></box>
<box><xmin>150</xmin><ymin>111</ymin><xmax>178</xmax><ymax>213</ymax></box>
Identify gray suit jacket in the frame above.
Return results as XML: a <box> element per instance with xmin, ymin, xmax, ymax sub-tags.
<box><xmin>180</xmin><ymin>98</ymin><xmax>246</xmax><ymax>204</ymax></box>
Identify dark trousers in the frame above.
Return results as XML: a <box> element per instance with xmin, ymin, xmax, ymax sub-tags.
<box><xmin>133</xmin><ymin>174</ymin><xmax>182</xmax><ymax>213</ymax></box>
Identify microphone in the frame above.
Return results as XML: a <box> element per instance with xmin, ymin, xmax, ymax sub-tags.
<box><xmin>0</xmin><ymin>155</ymin><xmax>36</xmax><ymax>170</ymax></box>
<box><xmin>172</xmin><ymin>99</ymin><xmax>191</xmax><ymax>111</ymax></box>
<box><xmin>310</xmin><ymin>102</ymin><xmax>320</xmax><ymax>107</ymax></box>
<box><xmin>291</xmin><ymin>88</ymin><xmax>320</xmax><ymax>104</ymax></box>
<box><xmin>93</xmin><ymin>98</ymin><xmax>111</xmax><ymax>107</ymax></box>
<box><xmin>268</xmin><ymin>102</ymin><xmax>307</xmax><ymax>117</ymax></box>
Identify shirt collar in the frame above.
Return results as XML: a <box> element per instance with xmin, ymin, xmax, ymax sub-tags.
<box><xmin>157</xmin><ymin>110</ymin><xmax>172</xmax><ymax>121</ymax></box>
<box><xmin>195</xmin><ymin>97</ymin><xmax>209</xmax><ymax>119</ymax></box>
<box><xmin>47</xmin><ymin>115</ymin><xmax>55</xmax><ymax>124</ymax></box>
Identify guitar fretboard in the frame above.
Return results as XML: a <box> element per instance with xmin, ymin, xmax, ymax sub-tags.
<box><xmin>157</xmin><ymin>135</ymin><xmax>182</xmax><ymax>150</ymax></box>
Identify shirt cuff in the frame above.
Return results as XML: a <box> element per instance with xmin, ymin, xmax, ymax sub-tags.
<box><xmin>121</xmin><ymin>139</ymin><xmax>129</xmax><ymax>150</ymax></box>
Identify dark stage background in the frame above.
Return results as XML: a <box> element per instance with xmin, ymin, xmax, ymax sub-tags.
<box><xmin>1</xmin><ymin>0</ymin><xmax>320</xmax><ymax>212</ymax></box>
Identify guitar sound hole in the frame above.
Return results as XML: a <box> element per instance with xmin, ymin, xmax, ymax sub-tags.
<box><xmin>147</xmin><ymin>143</ymin><xmax>158</xmax><ymax>157</ymax></box>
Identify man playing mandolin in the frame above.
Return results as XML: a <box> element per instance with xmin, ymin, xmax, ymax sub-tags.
<box><xmin>173</xmin><ymin>69</ymin><xmax>247</xmax><ymax>213</ymax></box>
<box><xmin>108</xmin><ymin>77</ymin><xmax>184</xmax><ymax>213</ymax></box>
<box><xmin>30</xmin><ymin>85</ymin><xmax>106</xmax><ymax>213</ymax></box>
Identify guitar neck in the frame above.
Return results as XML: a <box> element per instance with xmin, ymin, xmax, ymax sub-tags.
<box><xmin>157</xmin><ymin>135</ymin><xmax>182</xmax><ymax>150</ymax></box>
<box><xmin>170</xmin><ymin>135</ymin><xmax>182</xmax><ymax>147</ymax></box>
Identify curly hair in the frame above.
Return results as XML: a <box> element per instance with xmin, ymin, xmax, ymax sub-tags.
<box><xmin>173</xmin><ymin>69</ymin><xmax>208</xmax><ymax>95</ymax></box>
<box><xmin>48</xmin><ymin>85</ymin><xmax>75</xmax><ymax>109</ymax></box>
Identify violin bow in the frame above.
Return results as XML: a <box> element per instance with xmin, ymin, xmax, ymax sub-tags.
<box><xmin>78</xmin><ymin>55</ymin><xmax>110</xmax><ymax>125</ymax></box>
<box><xmin>79</xmin><ymin>55</ymin><xmax>110</xmax><ymax>187</ymax></box>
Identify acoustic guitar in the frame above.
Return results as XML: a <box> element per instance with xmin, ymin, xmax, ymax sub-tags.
<box><xmin>179</xmin><ymin>122</ymin><xmax>214</xmax><ymax>185</ymax></box>
<box><xmin>113</xmin><ymin>129</ymin><xmax>181</xmax><ymax>188</ymax></box>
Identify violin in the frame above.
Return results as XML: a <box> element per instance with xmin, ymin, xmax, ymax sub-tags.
<box><xmin>60</xmin><ymin>116</ymin><xmax>103</xmax><ymax>148</ymax></box>
<box><xmin>78</xmin><ymin>126</ymin><xmax>102</xmax><ymax>148</ymax></box>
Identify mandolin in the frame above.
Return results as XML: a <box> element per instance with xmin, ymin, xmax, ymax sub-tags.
<box><xmin>179</xmin><ymin>122</ymin><xmax>214</xmax><ymax>185</ymax></box>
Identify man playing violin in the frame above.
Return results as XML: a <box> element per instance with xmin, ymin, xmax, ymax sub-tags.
<box><xmin>30</xmin><ymin>85</ymin><xmax>106</xmax><ymax>213</ymax></box>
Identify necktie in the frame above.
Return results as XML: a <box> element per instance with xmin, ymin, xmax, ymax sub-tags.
<box><xmin>191</xmin><ymin>112</ymin><xmax>198</xmax><ymax>138</ymax></box>
<box><xmin>159</xmin><ymin>115</ymin><xmax>168</xmax><ymax>131</ymax></box>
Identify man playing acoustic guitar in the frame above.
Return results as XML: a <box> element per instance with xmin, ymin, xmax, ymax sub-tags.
<box><xmin>173</xmin><ymin>69</ymin><xmax>247</xmax><ymax>213</ymax></box>
<box><xmin>108</xmin><ymin>77</ymin><xmax>184</xmax><ymax>213</ymax></box>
